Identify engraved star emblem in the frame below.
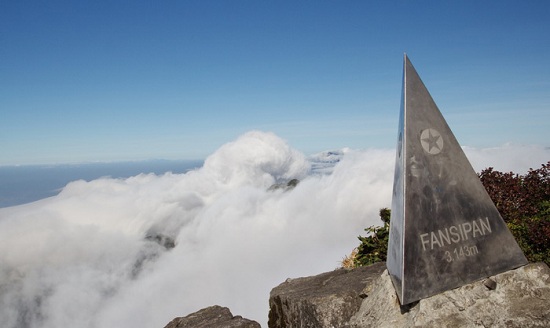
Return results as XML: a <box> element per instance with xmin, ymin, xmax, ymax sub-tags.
<box><xmin>420</xmin><ymin>128</ymin><xmax>443</xmax><ymax>155</ymax></box>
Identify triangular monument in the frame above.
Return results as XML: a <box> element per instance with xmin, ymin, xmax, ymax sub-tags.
<box><xmin>387</xmin><ymin>55</ymin><xmax>528</xmax><ymax>305</ymax></box>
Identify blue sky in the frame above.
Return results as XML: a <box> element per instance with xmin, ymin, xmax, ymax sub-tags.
<box><xmin>1</xmin><ymin>1</ymin><xmax>549</xmax><ymax>165</ymax></box>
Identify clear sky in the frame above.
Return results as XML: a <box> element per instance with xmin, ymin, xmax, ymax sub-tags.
<box><xmin>1</xmin><ymin>1</ymin><xmax>549</xmax><ymax>165</ymax></box>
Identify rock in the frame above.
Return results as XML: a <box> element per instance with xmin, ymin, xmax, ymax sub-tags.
<box><xmin>268</xmin><ymin>262</ymin><xmax>550</xmax><ymax>328</ymax></box>
<box><xmin>145</xmin><ymin>233</ymin><xmax>176</xmax><ymax>250</ymax></box>
<box><xmin>164</xmin><ymin>305</ymin><xmax>260</xmax><ymax>328</ymax></box>
<box><xmin>483</xmin><ymin>277</ymin><xmax>497</xmax><ymax>290</ymax></box>
<box><xmin>268</xmin><ymin>179</ymin><xmax>300</xmax><ymax>192</ymax></box>
<box><xmin>350</xmin><ymin>262</ymin><xmax>550</xmax><ymax>328</ymax></box>
<box><xmin>268</xmin><ymin>262</ymin><xmax>386</xmax><ymax>327</ymax></box>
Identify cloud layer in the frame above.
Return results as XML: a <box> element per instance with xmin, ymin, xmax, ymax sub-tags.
<box><xmin>0</xmin><ymin>131</ymin><xmax>548</xmax><ymax>327</ymax></box>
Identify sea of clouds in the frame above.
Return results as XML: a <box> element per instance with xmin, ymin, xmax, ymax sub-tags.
<box><xmin>0</xmin><ymin>130</ymin><xmax>548</xmax><ymax>328</ymax></box>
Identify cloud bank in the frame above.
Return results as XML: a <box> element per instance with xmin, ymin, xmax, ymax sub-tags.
<box><xmin>0</xmin><ymin>131</ymin><xmax>548</xmax><ymax>327</ymax></box>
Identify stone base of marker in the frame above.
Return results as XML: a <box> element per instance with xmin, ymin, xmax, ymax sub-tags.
<box><xmin>350</xmin><ymin>263</ymin><xmax>550</xmax><ymax>327</ymax></box>
<box><xmin>267</xmin><ymin>262</ymin><xmax>550</xmax><ymax>328</ymax></box>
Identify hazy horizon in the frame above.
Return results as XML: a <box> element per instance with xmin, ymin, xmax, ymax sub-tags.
<box><xmin>2</xmin><ymin>139</ymin><xmax>548</xmax><ymax>209</ymax></box>
<box><xmin>0</xmin><ymin>159</ymin><xmax>203</xmax><ymax>208</ymax></box>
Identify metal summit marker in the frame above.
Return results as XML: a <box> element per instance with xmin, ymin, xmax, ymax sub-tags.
<box><xmin>387</xmin><ymin>55</ymin><xmax>528</xmax><ymax>305</ymax></box>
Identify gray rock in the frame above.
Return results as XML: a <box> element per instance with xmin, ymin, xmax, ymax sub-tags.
<box><xmin>268</xmin><ymin>262</ymin><xmax>386</xmax><ymax>328</ymax></box>
<box><xmin>164</xmin><ymin>305</ymin><xmax>260</xmax><ymax>328</ymax></box>
<box><xmin>268</xmin><ymin>179</ymin><xmax>300</xmax><ymax>192</ymax></box>
<box><xmin>350</xmin><ymin>262</ymin><xmax>550</xmax><ymax>328</ymax></box>
<box><xmin>268</xmin><ymin>262</ymin><xmax>550</xmax><ymax>328</ymax></box>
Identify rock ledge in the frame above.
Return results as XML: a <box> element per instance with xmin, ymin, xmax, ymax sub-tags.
<box><xmin>269</xmin><ymin>262</ymin><xmax>550</xmax><ymax>328</ymax></box>
<box><xmin>164</xmin><ymin>305</ymin><xmax>260</xmax><ymax>328</ymax></box>
<box><xmin>164</xmin><ymin>262</ymin><xmax>550</xmax><ymax>327</ymax></box>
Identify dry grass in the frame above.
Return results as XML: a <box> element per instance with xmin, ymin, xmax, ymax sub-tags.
<box><xmin>340</xmin><ymin>248</ymin><xmax>358</xmax><ymax>269</ymax></box>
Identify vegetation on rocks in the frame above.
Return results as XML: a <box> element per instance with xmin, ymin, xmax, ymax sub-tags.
<box><xmin>479</xmin><ymin>162</ymin><xmax>550</xmax><ymax>265</ymax></box>
<box><xmin>349</xmin><ymin>208</ymin><xmax>390</xmax><ymax>267</ymax></box>
<box><xmin>346</xmin><ymin>162</ymin><xmax>550</xmax><ymax>268</ymax></box>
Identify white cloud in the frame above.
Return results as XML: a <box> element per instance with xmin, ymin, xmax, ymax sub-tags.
<box><xmin>0</xmin><ymin>131</ymin><xmax>547</xmax><ymax>327</ymax></box>
<box><xmin>463</xmin><ymin>143</ymin><xmax>550</xmax><ymax>174</ymax></box>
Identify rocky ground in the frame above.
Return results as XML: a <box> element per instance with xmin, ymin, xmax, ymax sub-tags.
<box><xmin>164</xmin><ymin>262</ymin><xmax>550</xmax><ymax>327</ymax></box>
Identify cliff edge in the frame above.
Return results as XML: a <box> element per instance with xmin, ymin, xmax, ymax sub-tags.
<box><xmin>269</xmin><ymin>262</ymin><xmax>550</xmax><ymax>328</ymax></box>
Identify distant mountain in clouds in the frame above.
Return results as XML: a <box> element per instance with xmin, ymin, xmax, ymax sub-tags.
<box><xmin>309</xmin><ymin>149</ymin><xmax>348</xmax><ymax>174</ymax></box>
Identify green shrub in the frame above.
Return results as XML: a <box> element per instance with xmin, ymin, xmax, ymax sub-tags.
<box><xmin>353</xmin><ymin>208</ymin><xmax>390</xmax><ymax>267</ymax></box>
<box><xmin>479</xmin><ymin>162</ymin><xmax>550</xmax><ymax>265</ymax></box>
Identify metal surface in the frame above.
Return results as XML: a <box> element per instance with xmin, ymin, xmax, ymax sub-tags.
<box><xmin>386</xmin><ymin>55</ymin><xmax>528</xmax><ymax>305</ymax></box>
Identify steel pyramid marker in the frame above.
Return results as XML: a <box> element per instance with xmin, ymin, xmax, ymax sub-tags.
<box><xmin>387</xmin><ymin>55</ymin><xmax>527</xmax><ymax>305</ymax></box>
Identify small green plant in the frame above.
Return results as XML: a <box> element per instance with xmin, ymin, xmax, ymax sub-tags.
<box><xmin>353</xmin><ymin>208</ymin><xmax>390</xmax><ymax>267</ymax></box>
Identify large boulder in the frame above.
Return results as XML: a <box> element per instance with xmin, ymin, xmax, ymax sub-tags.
<box><xmin>268</xmin><ymin>262</ymin><xmax>386</xmax><ymax>327</ymax></box>
<box><xmin>164</xmin><ymin>305</ymin><xmax>260</xmax><ymax>328</ymax></box>
<box><xmin>269</xmin><ymin>262</ymin><xmax>550</xmax><ymax>328</ymax></box>
<box><xmin>350</xmin><ymin>262</ymin><xmax>550</xmax><ymax>328</ymax></box>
